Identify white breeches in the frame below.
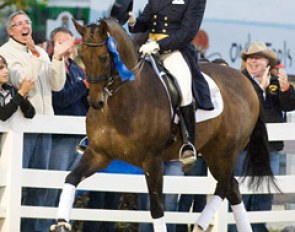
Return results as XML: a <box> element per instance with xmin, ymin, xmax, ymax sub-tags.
<box><xmin>161</xmin><ymin>50</ymin><xmax>193</xmax><ymax>106</ymax></box>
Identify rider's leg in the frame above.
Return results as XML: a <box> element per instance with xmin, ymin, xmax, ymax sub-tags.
<box><xmin>180</xmin><ymin>103</ymin><xmax>197</xmax><ymax>171</ymax></box>
<box><xmin>161</xmin><ymin>50</ymin><xmax>196</xmax><ymax>171</ymax></box>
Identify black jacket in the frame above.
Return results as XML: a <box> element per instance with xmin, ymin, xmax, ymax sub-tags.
<box><xmin>130</xmin><ymin>0</ymin><xmax>213</xmax><ymax>110</ymax></box>
<box><xmin>0</xmin><ymin>84</ymin><xmax>35</xmax><ymax>121</ymax></box>
<box><xmin>243</xmin><ymin>70</ymin><xmax>295</xmax><ymax>151</ymax></box>
<box><xmin>130</xmin><ymin>0</ymin><xmax>206</xmax><ymax>53</ymax></box>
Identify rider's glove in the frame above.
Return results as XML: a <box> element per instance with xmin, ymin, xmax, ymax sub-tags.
<box><xmin>139</xmin><ymin>41</ymin><xmax>160</xmax><ymax>55</ymax></box>
<box><xmin>128</xmin><ymin>12</ymin><xmax>136</xmax><ymax>27</ymax></box>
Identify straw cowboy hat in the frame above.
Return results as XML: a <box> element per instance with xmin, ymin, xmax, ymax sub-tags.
<box><xmin>241</xmin><ymin>41</ymin><xmax>278</xmax><ymax>68</ymax></box>
<box><xmin>110</xmin><ymin>0</ymin><xmax>133</xmax><ymax>25</ymax></box>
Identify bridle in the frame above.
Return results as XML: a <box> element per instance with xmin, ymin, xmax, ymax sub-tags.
<box><xmin>81</xmin><ymin>22</ymin><xmax>144</xmax><ymax>97</ymax></box>
<box><xmin>82</xmin><ymin>23</ymin><xmax>112</xmax><ymax>86</ymax></box>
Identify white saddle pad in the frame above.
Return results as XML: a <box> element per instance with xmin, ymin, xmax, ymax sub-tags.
<box><xmin>146</xmin><ymin>56</ymin><xmax>223</xmax><ymax>122</ymax></box>
<box><xmin>196</xmin><ymin>72</ymin><xmax>223</xmax><ymax>123</ymax></box>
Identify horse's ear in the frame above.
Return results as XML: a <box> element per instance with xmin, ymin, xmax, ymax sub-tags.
<box><xmin>72</xmin><ymin>18</ymin><xmax>86</xmax><ymax>36</ymax></box>
<box><xmin>100</xmin><ymin>20</ymin><xmax>109</xmax><ymax>37</ymax></box>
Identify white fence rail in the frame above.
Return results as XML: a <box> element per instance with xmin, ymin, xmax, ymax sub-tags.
<box><xmin>1</xmin><ymin>112</ymin><xmax>295</xmax><ymax>231</ymax></box>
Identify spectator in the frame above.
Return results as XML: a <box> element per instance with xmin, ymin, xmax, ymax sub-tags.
<box><xmin>70</xmin><ymin>38</ymin><xmax>85</xmax><ymax>71</ymax></box>
<box><xmin>270</xmin><ymin>60</ymin><xmax>284</xmax><ymax>77</ymax></box>
<box><xmin>40</xmin><ymin>26</ymin><xmax>89</xmax><ymax>231</ymax></box>
<box><xmin>0</xmin><ymin>54</ymin><xmax>35</xmax><ymax>121</ymax></box>
<box><xmin>0</xmin><ymin>10</ymin><xmax>73</xmax><ymax>232</ymax></box>
<box><xmin>229</xmin><ymin>41</ymin><xmax>295</xmax><ymax>232</ymax></box>
<box><xmin>32</xmin><ymin>29</ymin><xmax>48</xmax><ymax>51</ymax></box>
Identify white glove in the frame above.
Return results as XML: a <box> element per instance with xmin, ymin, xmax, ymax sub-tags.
<box><xmin>139</xmin><ymin>41</ymin><xmax>160</xmax><ymax>55</ymax></box>
<box><xmin>128</xmin><ymin>12</ymin><xmax>136</xmax><ymax>27</ymax></box>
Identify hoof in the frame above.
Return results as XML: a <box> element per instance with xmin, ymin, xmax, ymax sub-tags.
<box><xmin>180</xmin><ymin>149</ymin><xmax>196</xmax><ymax>173</ymax></box>
<box><xmin>49</xmin><ymin>221</ymin><xmax>71</xmax><ymax>232</ymax></box>
<box><xmin>192</xmin><ymin>225</ymin><xmax>204</xmax><ymax>232</ymax></box>
<box><xmin>192</xmin><ymin>224</ymin><xmax>214</xmax><ymax>232</ymax></box>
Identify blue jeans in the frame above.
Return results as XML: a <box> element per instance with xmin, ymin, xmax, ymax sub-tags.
<box><xmin>83</xmin><ymin>191</ymin><xmax>120</xmax><ymax>232</ymax></box>
<box><xmin>21</xmin><ymin>133</ymin><xmax>52</xmax><ymax>232</ymax></box>
<box><xmin>176</xmin><ymin>156</ymin><xmax>207</xmax><ymax>232</ymax></box>
<box><xmin>228</xmin><ymin>150</ymin><xmax>280</xmax><ymax>232</ymax></box>
<box><xmin>139</xmin><ymin>161</ymin><xmax>184</xmax><ymax>232</ymax></box>
<box><xmin>41</xmin><ymin>135</ymin><xmax>83</xmax><ymax>231</ymax></box>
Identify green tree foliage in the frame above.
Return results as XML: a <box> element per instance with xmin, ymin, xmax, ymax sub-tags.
<box><xmin>0</xmin><ymin>0</ymin><xmax>47</xmax><ymax>11</ymax></box>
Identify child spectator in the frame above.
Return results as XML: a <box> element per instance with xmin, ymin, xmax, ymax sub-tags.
<box><xmin>0</xmin><ymin>54</ymin><xmax>35</xmax><ymax>121</ymax></box>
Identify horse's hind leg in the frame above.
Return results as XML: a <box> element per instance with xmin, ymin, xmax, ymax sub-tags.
<box><xmin>227</xmin><ymin>176</ymin><xmax>252</xmax><ymax>232</ymax></box>
<box><xmin>193</xmin><ymin>176</ymin><xmax>252</xmax><ymax>232</ymax></box>
<box><xmin>193</xmin><ymin>194</ymin><xmax>224</xmax><ymax>232</ymax></box>
<box><xmin>143</xmin><ymin>154</ymin><xmax>167</xmax><ymax>232</ymax></box>
<box><xmin>50</xmin><ymin>148</ymin><xmax>111</xmax><ymax>232</ymax></box>
<box><xmin>192</xmin><ymin>173</ymin><xmax>229</xmax><ymax>231</ymax></box>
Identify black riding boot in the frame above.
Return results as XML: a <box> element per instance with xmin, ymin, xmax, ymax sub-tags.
<box><xmin>180</xmin><ymin>103</ymin><xmax>197</xmax><ymax>172</ymax></box>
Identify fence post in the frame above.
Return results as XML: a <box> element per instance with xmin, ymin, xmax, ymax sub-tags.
<box><xmin>0</xmin><ymin>114</ymin><xmax>24</xmax><ymax>231</ymax></box>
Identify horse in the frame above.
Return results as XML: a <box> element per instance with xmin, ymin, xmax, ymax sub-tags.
<box><xmin>50</xmin><ymin>17</ymin><xmax>279</xmax><ymax>232</ymax></box>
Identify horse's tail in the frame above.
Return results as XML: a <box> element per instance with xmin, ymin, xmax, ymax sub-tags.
<box><xmin>242</xmin><ymin>105</ymin><xmax>281</xmax><ymax>193</ymax></box>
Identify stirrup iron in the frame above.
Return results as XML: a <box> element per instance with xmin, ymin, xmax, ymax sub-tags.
<box><xmin>179</xmin><ymin>142</ymin><xmax>197</xmax><ymax>172</ymax></box>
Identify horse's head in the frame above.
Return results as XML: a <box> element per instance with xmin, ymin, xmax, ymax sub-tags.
<box><xmin>73</xmin><ymin>19</ymin><xmax>111</xmax><ymax>110</ymax></box>
<box><xmin>73</xmin><ymin>18</ymin><xmax>138</xmax><ymax>110</ymax></box>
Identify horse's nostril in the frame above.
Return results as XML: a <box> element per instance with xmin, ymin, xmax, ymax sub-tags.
<box><xmin>91</xmin><ymin>100</ymin><xmax>105</xmax><ymax>110</ymax></box>
<box><xmin>98</xmin><ymin>101</ymin><xmax>105</xmax><ymax>109</ymax></box>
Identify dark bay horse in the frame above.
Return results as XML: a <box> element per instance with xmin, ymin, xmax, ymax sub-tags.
<box><xmin>50</xmin><ymin>17</ymin><xmax>278</xmax><ymax>232</ymax></box>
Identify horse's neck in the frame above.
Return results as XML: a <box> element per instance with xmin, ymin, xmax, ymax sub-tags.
<box><xmin>111</xmin><ymin>62</ymin><xmax>169</xmax><ymax>118</ymax></box>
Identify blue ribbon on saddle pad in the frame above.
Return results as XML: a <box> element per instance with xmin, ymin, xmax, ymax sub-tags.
<box><xmin>107</xmin><ymin>36</ymin><xmax>135</xmax><ymax>81</ymax></box>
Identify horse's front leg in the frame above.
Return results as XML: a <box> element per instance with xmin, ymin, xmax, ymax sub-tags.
<box><xmin>50</xmin><ymin>148</ymin><xmax>111</xmax><ymax>232</ymax></box>
<box><xmin>143</xmin><ymin>154</ymin><xmax>167</xmax><ymax>232</ymax></box>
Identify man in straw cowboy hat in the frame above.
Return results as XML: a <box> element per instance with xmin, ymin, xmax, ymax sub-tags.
<box><xmin>229</xmin><ymin>41</ymin><xmax>295</xmax><ymax>232</ymax></box>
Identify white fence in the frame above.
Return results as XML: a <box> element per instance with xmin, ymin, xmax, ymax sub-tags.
<box><xmin>1</xmin><ymin>111</ymin><xmax>295</xmax><ymax>231</ymax></box>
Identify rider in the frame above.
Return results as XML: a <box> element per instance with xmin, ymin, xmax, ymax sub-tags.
<box><xmin>128</xmin><ymin>0</ymin><xmax>214</xmax><ymax>170</ymax></box>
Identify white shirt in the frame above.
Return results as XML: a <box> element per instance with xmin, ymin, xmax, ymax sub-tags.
<box><xmin>0</xmin><ymin>38</ymin><xmax>66</xmax><ymax>115</ymax></box>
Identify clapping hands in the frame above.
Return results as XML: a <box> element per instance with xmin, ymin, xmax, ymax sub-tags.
<box><xmin>26</xmin><ymin>35</ymin><xmax>39</xmax><ymax>57</ymax></box>
<box><xmin>53</xmin><ymin>35</ymin><xmax>75</xmax><ymax>61</ymax></box>
<box><xmin>277</xmin><ymin>69</ymin><xmax>290</xmax><ymax>91</ymax></box>
<box><xmin>260</xmin><ymin>66</ymin><xmax>271</xmax><ymax>91</ymax></box>
<box><xmin>18</xmin><ymin>78</ymin><xmax>35</xmax><ymax>97</ymax></box>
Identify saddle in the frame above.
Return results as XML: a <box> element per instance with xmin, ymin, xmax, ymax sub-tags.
<box><xmin>148</xmin><ymin>54</ymin><xmax>182</xmax><ymax>111</ymax></box>
<box><xmin>146</xmin><ymin>55</ymin><xmax>189</xmax><ymax>145</ymax></box>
